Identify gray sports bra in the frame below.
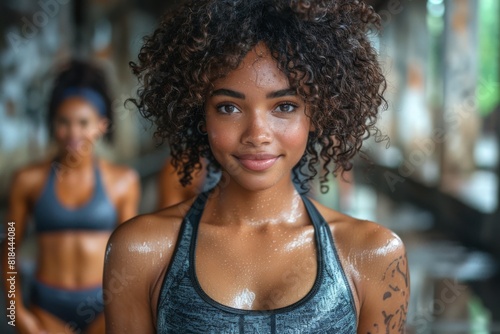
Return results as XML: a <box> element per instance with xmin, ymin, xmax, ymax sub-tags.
<box><xmin>157</xmin><ymin>191</ymin><xmax>357</xmax><ymax>333</ymax></box>
<box><xmin>33</xmin><ymin>162</ymin><xmax>117</xmax><ymax>233</ymax></box>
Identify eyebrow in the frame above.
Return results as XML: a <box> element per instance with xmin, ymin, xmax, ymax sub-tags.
<box><xmin>266</xmin><ymin>88</ymin><xmax>296</xmax><ymax>99</ymax></box>
<box><xmin>211</xmin><ymin>89</ymin><xmax>245</xmax><ymax>99</ymax></box>
<box><xmin>211</xmin><ymin>88</ymin><xmax>297</xmax><ymax>99</ymax></box>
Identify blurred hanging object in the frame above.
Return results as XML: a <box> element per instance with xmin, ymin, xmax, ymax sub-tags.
<box><xmin>440</xmin><ymin>0</ymin><xmax>480</xmax><ymax>190</ymax></box>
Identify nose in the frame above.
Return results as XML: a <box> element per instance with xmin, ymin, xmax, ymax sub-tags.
<box><xmin>241</xmin><ymin>111</ymin><xmax>272</xmax><ymax>147</ymax></box>
<box><xmin>68</xmin><ymin>122</ymin><xmax>82</xmax><ymax>139</ymax></box>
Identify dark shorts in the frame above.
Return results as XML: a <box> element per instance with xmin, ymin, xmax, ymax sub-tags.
<box><xmin>31</xmin><ymin>279</ymin><xmax>104</xmax><ymax>332</ymax></box>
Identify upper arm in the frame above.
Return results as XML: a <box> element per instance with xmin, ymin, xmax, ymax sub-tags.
<box><xmin>103</xmin><ymin>211</ymin><xmax>183</xmax><ymax>333</ymax></box>
<box><xmin>158</xmin><ymin>157</ymin><xmax>206</xmax><ymax>209</ymax></box>
<box><xmin>116</xmin><ymin>168</ymin><xmax>140</xmax><ymax>224</ymax></box>
<box><xmin>103</xmin><ymin>218</ymin><xmax>157</xmax><ymax>333</ymax></box>
<box><xmin>356</xmin><ymin>226</ymin><xmax>409</xmax><ymax>333</ymax></box>
<box><xmin>4</xmin><ymin>170</ymin><xmax>35</xmax><ymax>245</ymax></box>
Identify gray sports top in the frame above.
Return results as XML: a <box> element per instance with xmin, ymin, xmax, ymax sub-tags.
<box><xmin>157</xmin><ymin>191</ymin><xmax>357</xmax><ymax>333</ymax></box>
<box><xmin>33</xmin><ymin>163</ymin><xmax>117</xmax><ymax>233</ymax></box>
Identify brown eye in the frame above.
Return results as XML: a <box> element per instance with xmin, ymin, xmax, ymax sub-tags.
<box><xmin>274</xmin><ymin>103</ymin><xmax>297</xmax><ymax>113</ymax></box>
<box><xmin>55</xmin><ymin>117</ymin><xmax>69</xmax><ymax>126</ymax></box>
<box><xmin>217</xmin><ymin>104</ymin><xmax>240</xmax><ymax>114</ymax></box>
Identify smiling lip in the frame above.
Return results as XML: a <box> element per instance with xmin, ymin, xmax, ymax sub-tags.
<box><xmin>236</xmin><ymin>154</ymin><xmax>279</xmax><ymax>172</ymax></box>
<box><xmin>66</xmin><ymin>139</ymin><xmax>82</xmax><ymax>150</ymax></box>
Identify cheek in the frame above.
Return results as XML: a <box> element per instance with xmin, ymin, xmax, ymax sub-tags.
<box><xmin>207</xmin><ymin>123</ymin><xmax>234</xmax><ymax>153</ymax></box>
<box><xmin>86</xmin><ymin>127</ymin><xmax>101</xmax><ymax>138</ymax></box>
<box><xmin>84</xmin><ymin>122</ymin><xmax>106</xmax><ymax>140</ymax></box>
<box><xmin>275</xmin><ymin>119</ymin><xmax>310</xmax><ymax>151</ymax></box>
<box><xmin>54</xmin><ymin>124</ymin><xmax>68</xmax><ymax>139</ymax></box>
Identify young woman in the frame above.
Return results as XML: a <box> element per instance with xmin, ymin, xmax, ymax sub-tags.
<box><xmin>104</xmin><ymin>1</ymin><xmax>409</xmax><ymax>333</ymax></box>
<box><xmin>2</xmin><ymin>60</ymin><xmax>140</xmax><ymax>334</ymax></box>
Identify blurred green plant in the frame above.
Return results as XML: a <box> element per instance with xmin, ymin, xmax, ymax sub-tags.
<box><xmin>478</xmin><ymin>0</ymin><xmax>500</xmax><ymax>117</ymax></box>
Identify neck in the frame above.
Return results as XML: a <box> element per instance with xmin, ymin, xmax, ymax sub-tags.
<box><xmin>56</xmin><ymin>149</ymin><xmax>95</xmax><ymax>171</ymax></box>
<box><xmin>208</xmin><ymin>176</ymin><xmax>306</xmax><ymax>227</ymax></box>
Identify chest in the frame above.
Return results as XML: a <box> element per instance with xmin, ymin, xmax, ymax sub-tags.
<box><xmin>194</xmin><ymin>224</ymin><xmax>318</xmax><ymax>310</ymax></box>
<box><xmin>55</xmin><ymin>179</ymin><xmax>95</xmax><ymax>207</ymax></box>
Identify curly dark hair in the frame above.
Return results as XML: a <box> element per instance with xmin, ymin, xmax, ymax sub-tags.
<box><xmin>48</xmin><ymin>59</ymin><xmax>114</xmax><ymax>142</ymax></box>
<box><xmin>130</xmin><ymin>0</ymin><xmax>387</xmax><ymax>191</ymax></box>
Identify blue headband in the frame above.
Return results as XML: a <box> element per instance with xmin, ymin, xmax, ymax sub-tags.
<box><xmin>57</xmin><ymin>87</ymin><xmax>107</xmax><ymax>117</ymax></box>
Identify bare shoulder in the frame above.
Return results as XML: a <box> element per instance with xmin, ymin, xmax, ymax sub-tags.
<box><xmin>105</xmin><ymin>198</ymin><xmax>198</xmax><ymax>318</ymax></box>
<box><xmin>310</xmin><ymin>198</ymin><xmax>405</xmax><ymax>261</ymax></box>
<box><xmin>107</xmin><ymin>204</ymin><xmax>187</xmax><ymax>259</ymax></box>
<box><xmin>12</xmin><ymin>160</ymin><xmax>51</xmax><ymax>186</ymax></box>
<box><xmin>100</xmin><ymin>159</ymin><xmax>139</xmax><ymax>186</ymax></box>
<box><xmin>337</xmin><ymin>219</ymin><xmax>405</xmax><ymax>259</ymax></box>
<box><xmin>105</xmin><ymin>197</ymin><xmax>197</xmax><ymax>279</ymax></box>
<box><xmin>309</xmin><ymin>198</ymin><xmax>407</xmax><ymax>290</ymax></box>
<box><xmin>104</xmin><ymin>201</ymin><xmax>197</xmax><ymax>330</ymax></box>
<box><xmin>9</xmin><ymin>160</ymin><xmax>53</xmax><ymax>199</ymax></box>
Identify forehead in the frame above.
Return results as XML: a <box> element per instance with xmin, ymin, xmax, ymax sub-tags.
<box><xmin>213</xmin><ymin>44</ymin><xmax>289</xmax><ymax>91</ymax></box>
<box><xmin>56</xmin><ymin>97</ymin><xmax>101</xmax><ymax>119</ymax></box>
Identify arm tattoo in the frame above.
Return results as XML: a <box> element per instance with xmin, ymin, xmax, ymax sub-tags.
<box><xmin>367</xmin><ymin>253</ymin><xmax>409</xmax><ymax>334</ymax></box>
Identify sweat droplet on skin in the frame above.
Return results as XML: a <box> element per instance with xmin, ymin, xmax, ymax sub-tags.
<box><xmin>239</xmin><ymin>192</ymin><xmax>304</xmax><ymax>227</ymax></box>
<box><xmin>284</xmin><ymin>233</ymin><xmax>311</xmax><ymax>253</ymax></box>
<box><xmin>105</xmin><ymin>242</ymin><xmax>112</xmax><ymax>260</ymax></box>
<box><xmin>128</xmin><ymin>241</ymin><xmax>154</xmax><ymax>254</ymax></box>
<box><xmin>373</xmin><ymin>238</ymin><xmax>401</xmax><ymax>256</ymax></box>
<box><xmin>233</xmin><ymin>288</ymin><xmax>256</xmax><ymax>309</ymax></box>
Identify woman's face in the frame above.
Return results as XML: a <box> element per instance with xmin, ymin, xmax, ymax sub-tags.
<box><xmin>53</xmin><ymin>97</ymin><xmax>108</xmax><ymax>155</ymax></box>
<box><xmin>205</xmin><ymin>44</ymin><xmax>311</xmax><ymax>191</ymax></box>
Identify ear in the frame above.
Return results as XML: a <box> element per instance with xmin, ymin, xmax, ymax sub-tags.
<box><xmin>98</xmin><ymin>117</ymin><xmax>110</xmax><ymax>137</ymax></box>
<box><xmin>197</xmin><ymin>120</ymin><xmax>207</xmax><ymax>135</ymax></box>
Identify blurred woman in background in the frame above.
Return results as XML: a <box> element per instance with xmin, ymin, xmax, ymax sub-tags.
<box><xmin>2</xmin><ymin>60</ymin><xmax>140</xmax><ymax>334</ymax></box>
